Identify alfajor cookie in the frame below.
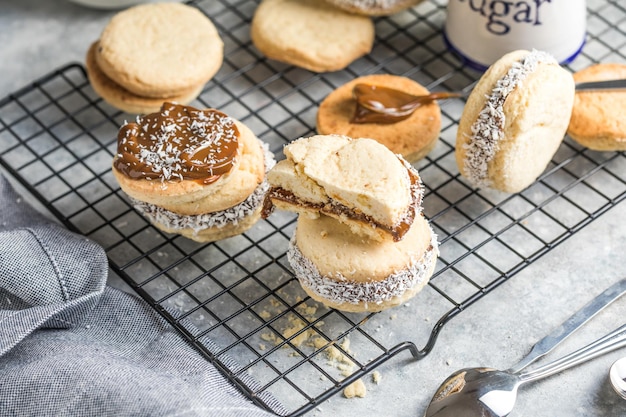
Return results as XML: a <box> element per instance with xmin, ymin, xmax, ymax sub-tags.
<box><xmin>322</xmin><ymin>0</ymin><xmax>426</xmax><ymax>16</ymax></box>
<box><xmin>567</xmin><ymin>63</ymin><xmax>626</xmax><ymax>151</ymax></box>
<box><xmin>456</xmin><ymin>49</ymin><xmax>575</xmax><ymax>193</ymax></box>
<box><xmin>85</xmin><ymin>42</ymin><xmax>203</xmax><ymax>115</ymax></box>
<box><xmin>262</xmin><ymin>135</ymin><xmax>423</xmax><ymax>242</ymax></box>
<box><xmin>288</xmin><ymin>212</ymin><xmax>438</xmax><ymax>313</ymax></box>
<box><xmin>263</xmin><ymin>134</ymin><xmax>437</xmax><ymax>313</ymax></box>
<box><xmin>112</xmin><ymin>102</ymin><xmax>274</xmax><ymax>243</ymax></box>
<box><xmin>96</xmin><ymin>2</ymin><xmax>223</xmax><ymax>98</ymax></box>
<box><xmin>250</xmin><ymin>0</ymin><xmax>375</xmax><ymax>73</ymax></box>
<box><xmin>317</xmin><ymin>74</ymin><xmax>441</xmax><ymax>162</ymax></box>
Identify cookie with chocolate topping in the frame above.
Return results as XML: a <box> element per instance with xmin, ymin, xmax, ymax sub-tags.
<box><xmin>317</xmin><ymin>74</ymin><xmax>441</xmax><ymax>162</ymax></box>
<box><xmin>112</xmin><ymin>102</ymin><xmax>275</xmax><ymax>242</ymax></box>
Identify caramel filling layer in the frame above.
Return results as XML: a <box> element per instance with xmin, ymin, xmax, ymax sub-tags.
<box><xmin>262</xmin><ymin>163</ymin><xmax>423</xmax><ymax>242</ymax></box>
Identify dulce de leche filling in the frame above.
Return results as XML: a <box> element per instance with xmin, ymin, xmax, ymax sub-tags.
<box><xmin>114</xmin><ymin>102</ymin><xmax>239</xmax><ymax>185</ymax></box>
<box><xmin>263</xmin><ymin>162</ymin><xmax>423</xmax><ymax>242</ymax></box>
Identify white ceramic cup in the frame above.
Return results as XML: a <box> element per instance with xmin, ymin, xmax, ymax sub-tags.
<box><xmin>444</xmin><ymin>0</ymin><xmax>586</xmax><ymax>70</ymax></box>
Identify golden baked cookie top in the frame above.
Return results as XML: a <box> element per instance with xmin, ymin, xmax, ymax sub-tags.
<box><xmin>114</xmin><ymin>102</ymin><xmax>239</xmax><ymax>185</ymax></box>
<box><xmin>250</xmin><ymin>0</ymin><xmax>374</xmax><ymax>73</ymax></box>
<box><xmin>96</xmin><ymin>2</ymin><xmax>223</xmax><ymax>97</ymax></box>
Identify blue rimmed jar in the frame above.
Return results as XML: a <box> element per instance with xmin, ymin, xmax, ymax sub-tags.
<box><xmin>443</xmin><ymin>0</ymin><xmax>587</xmax><ymax>71</ymax></box>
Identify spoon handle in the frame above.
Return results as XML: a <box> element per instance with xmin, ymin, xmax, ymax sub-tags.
<box><xmin>509</xmin><ymin>278</ymin><xmax>626</xmax><ymax>373</ymax></box>
<box><xmin>519</xmin><ymin>323</ymin><xmax>626</xmax><ymax>384</ymax></box>
<box><xmin>575</xmin><ymin>78</ymin><xmax>626</xmax><ymax>91</ymax></box>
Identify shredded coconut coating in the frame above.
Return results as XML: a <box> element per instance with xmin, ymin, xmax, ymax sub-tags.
<box><xmin>133</xmin><ymin>142</ymin><xmax>275</xmax><ymax>233</ymax></box>
<box><xmin>288</xmin><ymin>224</ymin><xmax>438</xmax><ymax>307</ymax></box>
<box><xmin>402</xmin><ymin>156</ymin><xmax>425</xmax><ymax>219</ymax></box>
<box><xmin>462</xmin><ymin>50</ymin><xmax>556</xmax><ymax>188</ymax></box>
<box><xmin>330</xmin><ymin>0</ymin><xmax>409</xmax><ymax>12</ymax></box>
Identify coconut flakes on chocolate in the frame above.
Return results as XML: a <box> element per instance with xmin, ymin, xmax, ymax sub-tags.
<box><xmin>114</xmin><ymin>102</ymin><xmax>239</xmax><ymax>185</ymax></box>
<box><xmin>462</xmin><ymin>50</ymin><xmax>556</xmax><ymax>188</ymax></box>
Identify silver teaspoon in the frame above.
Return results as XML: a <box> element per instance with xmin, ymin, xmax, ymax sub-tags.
<box><xmin>610</xmin><ymin>356</ymin><xmax>626</xmax><ymax>400</ymax></box>
<box><xmin>424</xmin><ymin>278</ymin><xmax>626</xmax><ymax>417</ymax></box>
<box><xmin>424</xmin><ymin>323</ymin><xmax>626</xmax><ymax>417</ymax></box>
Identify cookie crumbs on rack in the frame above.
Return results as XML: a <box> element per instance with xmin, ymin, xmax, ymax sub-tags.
<box><xmin>462</xmin><ymin>50</ymin><xmax>555</xmax><ymax>188</ymax></box>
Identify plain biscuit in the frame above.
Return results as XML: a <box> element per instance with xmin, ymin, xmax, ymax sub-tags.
<box><xmin>317</xmin><ymin>74</ymin><xmax>441</xmax><ymax>162</ymax></box>
<box><xmin>96</xmin><ymin>3</ymin><xmax>223</xmax><ymax>98</ymax></box>
<box><xmin>567</xmin><ymin>63</ymin><xmax>626</xmax><ymax>151</ymax></box>
<box><xmin>85</xmin><ymin>42</ymin><xmax>203</xmax><ymax>115</ymax></box>
<box><xmin>456</xmin><ymin>49</ymin><xmax>575</xmax><ymax>193</ymax></box>
<box><xmin>251</xmin><ymin>0</ymin><xmax>375</xmax><ymax>73</ymax></box>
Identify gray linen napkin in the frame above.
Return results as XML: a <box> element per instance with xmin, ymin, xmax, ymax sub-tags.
<box><xmin>0</xmin><ymin>174</ymin><xmax>281</xmax><ymax>416</ymax></box>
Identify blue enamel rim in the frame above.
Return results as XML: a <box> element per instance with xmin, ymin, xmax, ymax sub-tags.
<box><xmin>442</xmin><ymin>30</ymin><xmax>587</xmax><ymax>72</ymax></box>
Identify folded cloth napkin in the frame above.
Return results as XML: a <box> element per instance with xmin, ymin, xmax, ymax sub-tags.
<box><xmin>0</xmin><ymin>174</ymin><xmax>282</xmax><ymax>416</ymax></box>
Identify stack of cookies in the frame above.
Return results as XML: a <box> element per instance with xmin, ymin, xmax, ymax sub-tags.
<box><xmin>112</xmin><ymin>102</ymin><xmax>275</xmax><ymax>243</ymax></box>
<box><xmin>86</xmin><ymin>3</ymin><xmax>224</xmax><ymax>114</ymax></box>
<box><xmin>262</xmin><ymin>134</ymin><xmax>438</xmax><ymax>312</ymax></box>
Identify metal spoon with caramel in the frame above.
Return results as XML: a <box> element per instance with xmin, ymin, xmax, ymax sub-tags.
<box><xmin>352</xmin><ymin>78</ymin><xmax>626</xmax><ymax>125</ymax></box>
<box><xmin>351</xmin><ymin>83</ymin><xmax>466</xmax><ymax>124</ymax></box>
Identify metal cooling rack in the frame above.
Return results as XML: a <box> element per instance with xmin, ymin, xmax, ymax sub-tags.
<box><xmin>1</xmin><ymin>0</ymin><xmax>626</xmax><ymax>415</ymax></box>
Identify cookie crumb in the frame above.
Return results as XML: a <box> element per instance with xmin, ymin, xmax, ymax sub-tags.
<box><xmin>372</xmin><ymin>370</ymin><xmax>382</xmax><ymax>384</ymax></box>
<box><xmin>343</xmin><ymin>379</ymin><xmax>367</xmax><ymax>398</ymax></box>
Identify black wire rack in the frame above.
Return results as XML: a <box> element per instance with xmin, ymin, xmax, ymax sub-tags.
<box><xmin>1</xmin><ymin>0</ymin><xmax>626</xmax><ymax>415</ymax></box>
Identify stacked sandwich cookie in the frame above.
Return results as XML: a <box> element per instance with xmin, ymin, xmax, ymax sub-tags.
<box><xmin>455</xmin><ymin>49</ymin><xmax>575</xmax><ymax>193</ymax></box>
<box><xmin>86</xmin><ymin>3</ymin><xmax>223</xmax><ymax>114</ymax></box>
<box><xmin>263</xmin><ymin>135</ymin><xmax>438</xmax><ymax>312</ymax></box>
<box><xmin>112</xmin><ymin>102</ymin><xmax>275</xmax><ymax>243</ymax></box>
<box><xmin>323</xmin><ymin>0</ymin><xmax>426</xmax><ymax>16</ymax></box>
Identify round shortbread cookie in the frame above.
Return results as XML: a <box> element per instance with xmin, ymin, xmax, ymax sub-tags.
<box><xmin>86</xmin><ymin>42</ymin><xmax>203</xmax><ymax>115</ymax></box>
<box><xmin>288</xmin><ymin>213</ymin><xmax>438</xmax><ymax>313</ymax></box>
<box><xmin>131</xmin><ymin>142</ymin><xmax>275</xmax><ymax>243</ymax></box>
<box><xmin>250</xmin><ymin>0</ymin><xmax>375</xmax><ymax>73</ymax></box>
<box><xmin>316</xmin><ymin>74</ymin><xmax>442</xmax><ymax>162</ymax></box>
<box><xmin>567</xmin><ymin>63</ymin><xmax>626</xmax><ymax>151</ymax></box>
<box><xmin>455</xmin><ymin>49</ymin><xmax>575</xmax><ymax>193</ymax></box>
<box><xmin>322</xmin><ymin>0</ymin><xmax>425</xmax><ymax>16</ymax></box>
<box><xmin>96</xmin><ymin>2</ymin><xmax>223</xmax><ymax>98</ymax></box>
